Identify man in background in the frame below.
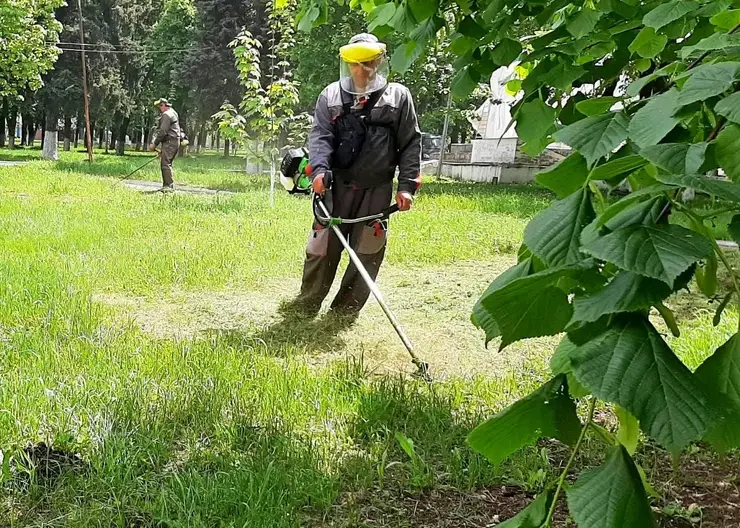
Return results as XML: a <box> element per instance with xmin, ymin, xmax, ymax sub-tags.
<box><xmin>149</xmin><ymin>98</ymin><xmax>181</xmax><ymax>191</ymax></box>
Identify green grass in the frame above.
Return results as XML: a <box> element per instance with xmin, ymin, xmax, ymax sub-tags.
<box><xmin>0</xmin><ymin>146</ymin><xmax>736</xmax><ymax>526</ymax></box>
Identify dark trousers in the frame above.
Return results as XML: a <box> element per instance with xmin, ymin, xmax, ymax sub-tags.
<box><xmin>297</xmin><ymin>180</ymin><xmax>393</xmax><ymax>315</ymax></box>
<box><xmin>160</xmin><ymin>140</ymin><xmax>180</xmax><ymax>186</ymax></box>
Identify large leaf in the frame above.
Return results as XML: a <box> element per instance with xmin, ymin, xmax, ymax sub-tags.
<box><xmin>583</xmin><ymin>224</ymin><xmax>712</xmax><ymax>285</ymax></box>
<box><xmin>451</xmin><ymin>65</ymin><xmax>480</xmax><ymax>98</ymax></box>
<box><xmin>567</xmin><ymin>8</ymin><xmax>603</xmax><ymax>39</ymax></box>
<box><xmin>568</xmin><ymin>315</ymin><xmax>715</xmax><ymax>455</ymax></box>
<box><xmin>524</xmin><ymin>188</ymin><xmax>595</xmax><ymax>267</ymax></box>
<box><xmin>680</xmin><ymin>32</ymin><xmax>740</xmax><ymax>59</ymax></box>
<box><xmin>390</xmin><ymin>41</ymin><xmax>421</xmax><ymax>73</ymax></box>
<box><xmin>571</xmin><ymin>271</ymin><xmax>672</xmax><ymax>325</ymax></box>
<box><xmin>639</xmin><ymin>142</ymin><xmax>708</xmax><ymax>175</ymax></box>
<box><xmin>656</xmin><ymin>173</ymin><xmax>740</xmax><ymax>201</ymax></box>
<box><xmin>716</xmin><ymin>92</ymin><xmax>740</xmax><ymax>125</ymax></box>
<box><xmin>497</xmin><ymin>489</ymin><xmax>554</xmax><ymax>528</ymax></box>
<box><xmin>554</xmin><ymin>112</ymin><xmax>630</xmax><ymax>168</ymax></box>
<box><xmin>491</xmin><ymin>38</ymin><xmax>522</xmax><ymax>66</ymax></box>
<box><xmin>628</xmin><ymin>89</ymin><xmax>681</xmax><ymax>148</ymax></box>
<box><xmin>516</xmin><ymin>100</ymin><xmax>556</xmax><ymax>156</ymax></box>
<box><xmin>408</xmin><ymin>0</ymin><xmax>438</xmax><ymax>22</ymax></box>
<box><xmin>472</xmin><ymin>259</ymin><xmax>532</xmax><ymax>345</ymax></box>
<box><xmin>695</xmin><ymin>334</ymin><xmax>740</xmax><ymax>452</ymax></box>
<box><xmin>710</xmin><ymin>9</ymin><xmax>740</xmax><ymax>30</ymax></box>
<box><xmin>643</xmin><ymin>0</ymin><xmax>699</xmax><ymax>30</ymax></box>
<box><xmin>478</xmin><ymin>263</ymin><xmax>593</xmax><ymax>349</ymax></box>
<box><xmin>567</xmin><ymin>446</ymin><xmax>657</xmax><ymax>528</ymax></box>
<box><xmin>535</xmin><ymin>152</ymin><xmax>589</xmax><ymax>198</ymax></box>
<box><xmin>588</xmin><ymin>184</ymin><xmax>672</xmax><ymax>231</ymax></box>
<box><xmin>588</xmin><ymin>155</ymin><xmax>648</xmax><ymax>181</ymax></box>
<box><xmin>368</xmin><ymin>3</ymin><xmax>397</xmax><ymax>30</ymax></box>
<box><xmin>628</xmin><ymin>27</ymin><xmax>668</xmax><ymax>58</ymax></box>
<box><xmin>467</xmin><ymin>375</ymin><xmax>581</xmax><ymax>465</ymax></box>
<box><xmin>715</xmin><ymin>124</ymin><xmax>740</xmax><ymax>183</ymax></box>
<box><xmin>677</xmin><ymin>62</ymin><xmax>740</xmax><ymax>106</ymax></box>
<box><xmin>458</xmin><ymin>15</ymin><xmax>487</xmax><ymax>39</ymax></box>
<box><xmin>615</xmin><ymin>406</ymin><xmax>640</xmax><ymax>455</ymax></box>
<box><xmin>576</xmin><ymin>96</ymin><xmax>622</xmax><ymax>116</ymax></box>
<box><xmin>541</xmin><ymin>62</ymin><xmax>586</xmax><ymax>92</ymax></box>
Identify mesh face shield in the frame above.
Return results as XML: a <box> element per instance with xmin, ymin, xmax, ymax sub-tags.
<box><xmin>338</xmin><ymin>40</ymin><xmax>389</xmax><ymax>95</ymax></box>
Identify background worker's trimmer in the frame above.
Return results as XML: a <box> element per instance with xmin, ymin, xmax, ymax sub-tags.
<box><xmin>113</xmin><ymin>154</ymin><xmax>159</xmax><ymax>187</ymax></box>
<box><xmin>312</xmin><ymin>171</ymin><xmax>431</xmax><ymax>381</ymax></box>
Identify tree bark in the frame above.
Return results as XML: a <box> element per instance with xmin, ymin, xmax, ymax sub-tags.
<box><xmin>116</xmin><ymin>115</ymin><xmax>130</xmax><ymax>155</ymax></box>
<box><xmin>223</xmin><ymin>138</ymin><xmax>230</xmax><ymax>157</ymax></box>
<box><xmin>98</xmin><ymin>127</ymin><xmax>105</xmax><ymax>149</ymax></box>
<box><xmin>0</xmin><ymin>102</ymin><xmax>6</xmax><ymax>148</ymax></box>
<box><xmin>26</xmin><ymin>119</ymin><xmax>35</xmax><ymax>147</ymax></box>
<box><xmin>64</xmin><ymin>116</ymin><xmax>72</xmax><ymax>151</ymax></box>
<box><xmin>215</xmin><ymin>129</ymin><xmax>221</xmax><ymax>151</ymax></box>
<box><xmin>7</xmin><ymin>107</ymin><xmax>18</xmax><ymax>149</ymax></box>
<box><xmin>198</xmin><ymin>123</ymin><xmax>206</xmax><ymax>153</ymax></box>
<box><xmin>42</xmin><ymin>110</ymin><xmax>59</xmax><ymax>160</ymax></box>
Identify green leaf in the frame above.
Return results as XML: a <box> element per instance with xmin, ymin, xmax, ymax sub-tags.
<box><xmin>599</xmin><ymin>196</ymin><xmax>667</xmax><ymax>235</ymax></box>
<box><xmin>478</xmin><ymin>263</ymin><xmax>592</xmax><ymax>349</ymax></box>
<box><xmin>553</xmin><ymin>112</ymin><xmax>630</xmax><ymax>168</ymax></box>
<box><xmin>627</xmin><ymin>63</ymin><xmax>686</xmax><ymax>98</ymax></box>
<box><xmin>582</xmin><ymin>224</ymin><xmax>712</xmax><ymax>285</ymax></box>
<box><xmin>482</xmin><ymin>0</ymin><xmax>506</xmax><ymax>24</ymax></box>
<box><xmin>588</xmin><ymin>185</ymin><xmax>673</xmax><ymax>232</ymax></box>
<box><xmin>635</xmin><ymin>58</ymin><xmax>652</xmax><ymax>73</ymax></box>
<box><xmin>656</xmin><ymin>173</ymin><xmax>740</xmax><ymax>201</ymax></box>
<box><xmin>571</xmin><ymin>271</ymin><xmax>672</xmax><ymax>325</ymax></box>
<box><xmin>568</xmin><ymin>315</ymin><xmax>715</xmax><ymax>455</ymax></box>
<box><xmin>643</xmin><ymin>0</ymin><xmax>699</xmax><ymax>30</ymax></box>
<box><xmin>551</xmin><ymin>337</ymin><xmax>592</xmax><ymax>398</ymax></box>
<box><xmin>567</xmin><ymin>445</ymin><xmax>657</xmax><ymax>528</ymax></box>
<box><xmin>536</xmin><ymin>152</ymin><xmax>589</xmax><ymax>198</ymax></box>
<box><xmin>639</xmin><ymin>142</ymin><xmax>708</xmax><ymax>175</ymax></box>
<box><xmin>472</xmin><ymin>259</ymin><xmax>532</xmax><ymax>345</ymax></box>
<box><xmin>389</xmin><ymin>4</ymin><xmax>418</xmax><ymax>33</ymax></box>
<box><xmin>516</xmin><ymin>100</ymin><xmax>557</xmax><ymax>156</ymax></box>
<box><xmin>390</xmin><ymin>41</ymin><xmax>420</xmax><ymax>73</ymax></box>
<box><xmin>368</xmin><ymin>3</ymin><xmax>397</xmax><ymax>30</ymax></box>
<box><xmin>524</xmin><ymin>188</ymin><xmax>595</xmax><ymax>267</ymax></box>
<box><xmin>449</xmin><ymin>33</ymin><xmax>478</xmax><ymax>55</ymax></box>
<box><xmin>729</xmin><ymin>214</ymin><xmax>740</xmax><ymax>244</ymax></box>
<box><xmin>450</xmin><ymin>66</ymin><xmax>480</xmax><ymax>98</ymax></box>
<box><xmin>677</xmin><ymin>62</ymin><xmax>740</xmax><ymax>106</ymax></box>
<box><xmin>497</xmin><ymin>489</ymin><xmax>554</xmax><ymax>528</ymax></box>
<box><xmin>716</xmin><ymin>124</ymin><xmax>740</xmax><ymax>183</ymax></box>
<box><xmin>680</xmin><ymin>32</ymin><xmax>740</xmax><ymax>59</ymax></box>
<box><xmin>589</xmin><ymin>155</ymin><xmax>648</xmax><ymax>181</ymax></box>
<box><xmin>615</xmin><ymin>405</ymin><xmax>640</xmax><ymax>455</ymax></box>
<box><xmin>408</xmin><ymin>0</ymin><xmax>438</xmax><ymax>22</ymax></box>
<box><xmin>695</xmin><ymin>334</ymin><xmax>740</xmax><ymax>452</ymax></box>
<box><xmin>716</xmin><ymin>92</ymin><xmax>740</xmax><ymax>125</ymax></box>
<box><xmin>628</xmin><ymin>27</ymin><xmax>668</xmax><ymax>58</ymax></box>
<box><xmin>467</xmin><ymin>375</ymin><xmax>581</xmax><ymax>465</ymax></box>
<box><xmin>490</xmin><ymin>38</ymin><xmax>522</xmax><ymax>66</ymax></box>
<box><xmin>458</xmin><ymin>16</ymin><xmax>487</xmax><ymax>39</ymax></box>
<box><xmin>576</xmin><ymin>96</ymin><xmax>622</xmax><ymax>117</ymax></box>
<box><xmin>628</xmin><ymin>89</ymin><xmax>682</xmax><ymax>148</ymax></box>
<box><xmin>567</xmin><ymin>8</ymin><xmax>603</xmax><ymax>39</ymax></box>
<box><xmin>540</xmin><ymin>62</ymin><xmax>586</xmax><ymax>91</ymax></box>
<box><xmin>710</xmin><ymin>9</ymin><xmax>740</xmax><ymax>30</ymax></box>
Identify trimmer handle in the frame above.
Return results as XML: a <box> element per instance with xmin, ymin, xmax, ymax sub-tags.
<box><xmin>381</xmin><ymin>204</ymin><xmax>400</xmax><ymax>218</ymax></box>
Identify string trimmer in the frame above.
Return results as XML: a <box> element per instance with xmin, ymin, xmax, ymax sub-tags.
<box><xmin>311</xmin><ymin>171</ymin><xmax>431</xmax><ymax>381</ymax></box>
<box><xmin>113</xmin><ymin>154</ymin><xmax>159</xmax><ymax>187</ymax></box>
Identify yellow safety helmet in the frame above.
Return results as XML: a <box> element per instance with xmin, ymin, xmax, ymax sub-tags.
<box><xmin>339</xmin><ymin>34</ymin><xmax>389</xmax><ymax>95</ymax></box>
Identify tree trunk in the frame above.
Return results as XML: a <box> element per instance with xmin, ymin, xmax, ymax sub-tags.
<box><xmin>0</xmin><ymin>99</ymin><xmax>7</xmax><ymax>147</ymax></box>
<box><xmin>223</xmin><ymin>138</ymin><xmax>230</xmax><ymax>157</ymax></box>
<box><xmin>98</xmin><ymin>127</ymin><xmax>105</xmax><ymax>149</ymax></box>
<box><xmin>116</xmin><ymin>115</ymin><xmax>129</xmax><ymax>155</ymax></box>
<box><xmin>63</xmin><ymin>116</ymin><xmax>72</xmax><ymax>151</ymax></box>
<box><xmin>7</xmin><ymin>108</ymin><xmax>18</xmax><ymax>149</ymax></box>
<box><xmin>74</xmin><ymin>113</ymin><xmax>82</xmax><ymax>149</ymax></box>
<box><xmin>42</xmin><ymin>110</ymin><xmax>59</xmax><ymax>160</ymax></box>
<box><xmin>134</xmin><ymin>126</ymin><xmax>142</xmax><ymax>151</ymax></box>
<box><xmin>26</xmin><ymin>120</ymin><xmax>35</xmax><ymax>147</ymax></box>
<box><xmin>198</xmin><ymin>124</ymin><xmax>206</xmax><ymax>153</ymax></box>
<box><xmin>215</xmin><ymin>129</ymin><xmax>220</xmax><ymax>151</ymax></box>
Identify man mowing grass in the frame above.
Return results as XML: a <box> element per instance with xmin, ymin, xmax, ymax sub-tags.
<box><xmin>149</xmin><ymin>98</ymin><xmax>182</xmax><ymax>192</ymax></box>
<box><xmin>284</xmin><ymin>33</ymin><xmax>422</xmax><ymax>323</ymax></box>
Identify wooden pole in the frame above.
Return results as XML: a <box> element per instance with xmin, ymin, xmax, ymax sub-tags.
<box><xmin>435</xmin><ymin>88</ymin><xmax>453</xmax><ymax>181</ymax></box>
<box><xmin>77</xmin><ymin>0</ymin><xmax>94</xmax><ymax>162</ymax></box>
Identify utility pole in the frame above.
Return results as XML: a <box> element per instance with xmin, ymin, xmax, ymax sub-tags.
<box><xmin>78</xmin><ymin>0</ymin><xmax>94</xmax><ymax>162</ymax></box>
<box><xmin>435</xmin><ymin>88</ymin><xmax>453</xmax><ymax>181</ymax></box>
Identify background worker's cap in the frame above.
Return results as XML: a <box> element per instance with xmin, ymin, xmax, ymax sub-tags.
<box><xmin>153</xmin><ymin>98</ymin><xmax>172</xmax><ymax>107</ymax></box>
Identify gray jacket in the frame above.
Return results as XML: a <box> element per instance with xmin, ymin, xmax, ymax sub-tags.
<box><xmin>309</xmin><ymin>81</ymin><xmax>422</xmax><ymax>194</ymax></box>
<box><xmin>153</xmin><ymin>107</ymin><xmax>181</xmax><ymax>147</ymax></box>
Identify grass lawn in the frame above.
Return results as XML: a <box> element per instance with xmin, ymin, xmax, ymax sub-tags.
<box><xmin>0</xmin><ymin>146</ymin><xmax>738</xmax><ymax>527</ymax></box>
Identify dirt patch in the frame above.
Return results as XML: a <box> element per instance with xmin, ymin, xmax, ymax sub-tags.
<box><xmin>303</xmin><ymin>485</ymin><xmax>568</xmax><ymax>528</ymax></box>
<box><xmin>13</xmin><ymin>443</ymin><xmax>87</xmax><ymax>487</ymax></box>
<box><xmin>93</xmin><ymin>258</ymin><xmax>561</xmax><ymax>378</ymax></box>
